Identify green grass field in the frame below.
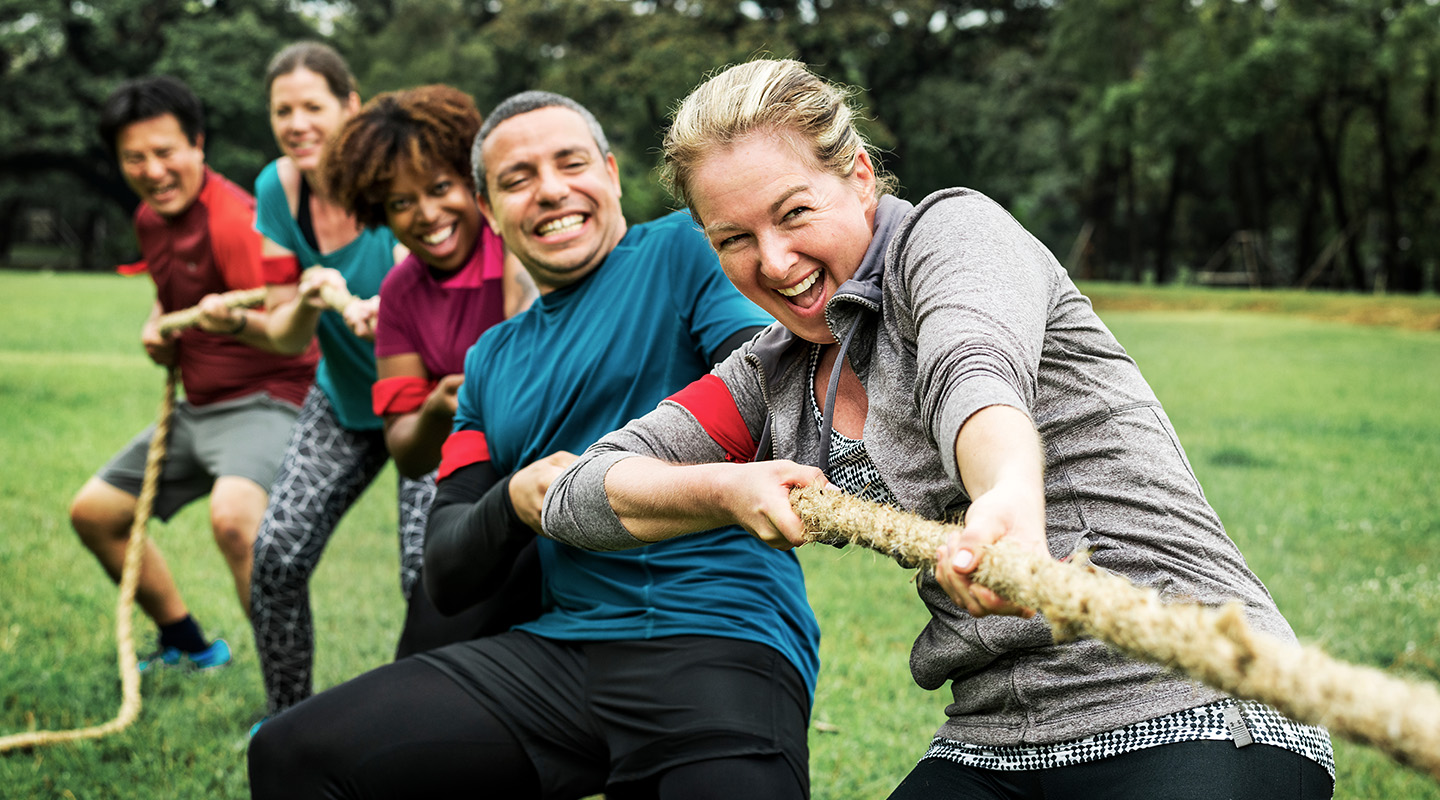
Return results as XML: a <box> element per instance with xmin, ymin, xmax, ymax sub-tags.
<box><xmin>1</xmin><ymin>272</ymin><xmax>1437</xmax><ymax>798</ymax></box>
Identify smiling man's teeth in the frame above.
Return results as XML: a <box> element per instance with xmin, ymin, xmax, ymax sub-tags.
<box><xmin>421</xmin><ymin>224</ymin><xmax>455</xmax><ymax>246</ymax></box>
<box><xmin>777</xmin><ymin>271</ymin><xmax>819</xmax><ymax>298</ymax></box>
<box><xmin>537</xmin><ymin>214</ymin><xmax>584</xmax><ymax>236</ymax></box>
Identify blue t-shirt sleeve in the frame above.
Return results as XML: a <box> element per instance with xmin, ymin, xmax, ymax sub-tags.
<box><xmin>452</xmin><ymin>339</ymin><xmax>488</xmax><ymax>436</ymax></box>
<box><xmin>253</xmin><ymin>161</ymin><xmax>299</xmax><ymax>252</ymax></box>
<box><xmin>662</xmin><ymin>213</ymin><xmax>772</xmax><ymax>359</ymax></box>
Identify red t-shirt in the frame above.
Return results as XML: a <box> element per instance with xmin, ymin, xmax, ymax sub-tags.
<box><xmin>136</xmin><ymin>168</ymin><xmax>317</xmax><ymax>407</ymax></box>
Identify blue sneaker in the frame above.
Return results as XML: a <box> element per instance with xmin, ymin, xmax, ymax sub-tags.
<box><xmin>137</xmin><ymin>638</ymin><xmax>232</xmax><ymax>672</ymax></box>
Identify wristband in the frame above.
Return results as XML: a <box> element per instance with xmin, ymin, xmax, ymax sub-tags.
<box><xmin>262</xmin><ymin>254</ymin><xmax>302</xmax><ymax>284</ymax></box>
<box><xmin>372</xmin><ymin>375</ymin><xmax>438</xmax><ymax>416</ymax></box>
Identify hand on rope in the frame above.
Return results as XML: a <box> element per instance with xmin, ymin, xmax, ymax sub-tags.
<box><xmin>141</xmin><ymin>316</ymin><xmax>178</xmax><ymax>367</ymax></box>
<box><xmin>509</xmin><ymin>451</ymin><xmax>579</xmax><ymax>533</ymax></box>
<box><xmin>155</xmin><ymin>288</ymin><xmax>268</xmax><ymax>336</ymax></box>
<box><xmin>297</xmin><ymin>266</ymin><xmax>375</xmax><ymax>340</ymax></box>
<box><xmin>788</xmin><ymin>482</ymin><xmax>1440</xmax><ymax>784</ymax></box>
<box><xmin>423</xmin><ymin>374</ymin><xmax>465</xmax><ymax>420</ymax></box>
<box><xmin>935</xmin><ymin>480</ymin><xmax>1046</xmax><ymax>620</ymax></box>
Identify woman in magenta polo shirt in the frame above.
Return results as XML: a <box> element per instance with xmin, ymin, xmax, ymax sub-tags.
<box><xmin>324</xmin><ymin>83</ymin><xmax>537</xmax><ymax>654</ymax></box>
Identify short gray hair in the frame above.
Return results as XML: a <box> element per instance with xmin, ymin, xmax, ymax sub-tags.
<box><xmin>471</xmin><ymin>91</ymin><xmax>611</xmax><ymax>198</ymax></box>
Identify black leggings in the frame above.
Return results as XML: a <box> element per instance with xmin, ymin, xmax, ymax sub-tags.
<box><xmin>247</xmin><ymin>658</ymin><xmax>803</xmax><ymax>800</ymax></box>
<box><xmin>887</xmin><ymin>739</ymin><xmax>1333</xmax><ymax>800</ymax></box>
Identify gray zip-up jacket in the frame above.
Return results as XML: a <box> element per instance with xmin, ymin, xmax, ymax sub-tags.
<box><xmin>545</xmin><ymin>189</ymin><xmax>1296</xmax><ymax>746</ymax></box>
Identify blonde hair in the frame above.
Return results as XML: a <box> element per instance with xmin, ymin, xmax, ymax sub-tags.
<box><xmin>661</xmin><ymin>58</ymin><xmax>895</xmax><ymax>212</ymax></box>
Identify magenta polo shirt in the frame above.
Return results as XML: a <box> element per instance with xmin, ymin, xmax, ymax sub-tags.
<box><xmin>374</xmin><ymin>222</ymin><xmax>506</xmax><ymax>378</ymax></box>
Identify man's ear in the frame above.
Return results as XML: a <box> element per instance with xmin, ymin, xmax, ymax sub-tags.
<box><xmin>605</xmin><ymin>152</ymin><xmax>621</xmax><ymax>197</ymax></box>
<box><xmin>476</xmin><ymin>191</ymin><xmax>499</xmax><ymax>232</ymax></box>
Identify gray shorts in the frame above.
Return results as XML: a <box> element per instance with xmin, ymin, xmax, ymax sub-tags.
<box><xmin>96</xmin><ymin>392</ymin><xmax>300</xmax><ymax>521</ymax></box>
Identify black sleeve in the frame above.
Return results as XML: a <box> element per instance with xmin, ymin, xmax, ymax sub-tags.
<box><xmin>708</xmin><ymin>324</ymin><xmax>767</xmax><ymax>366</ymax></box>
<box><xmin>423</xmin><ymin>461</ymin><xmax>537</xmax><ymax>616</ymax></box>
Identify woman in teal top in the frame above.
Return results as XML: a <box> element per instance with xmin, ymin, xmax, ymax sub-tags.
<box><xmin>243</xmin><ymin>41</ymin><xmax>437</xmax><ymax>720</ymax></box>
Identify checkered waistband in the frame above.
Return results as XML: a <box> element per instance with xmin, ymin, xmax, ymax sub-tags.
<box><xmin>922</xmin><ymin>699</ymin><xmax>1334</xmax><ymax>777</ymax></box>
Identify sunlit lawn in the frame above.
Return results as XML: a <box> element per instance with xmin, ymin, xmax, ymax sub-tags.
<box><xmin>1</xmin><ymin>272</ymin><xmax>1437</xmax><ymax>798</ymax></box>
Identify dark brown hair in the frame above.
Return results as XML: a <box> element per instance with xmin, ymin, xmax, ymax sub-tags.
<box><xmin>265</xmin><ymin>41</ymin><xmax>357</xmax><ymax>101</ymax></box>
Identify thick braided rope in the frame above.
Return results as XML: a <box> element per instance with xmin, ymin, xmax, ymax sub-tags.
<box><xmin>790</xmin><ymin>484</ymin><xmax>1440</xmax><ymax>783</ymax></box>
<box><xmin>0</xmin><ymin>369</ymin><xmax>177</xmax><ymax>752</ymax></box>
<box><xmin>155</xmin><ymin>288</ymin><xmax>267</xmax><ymax>334</ymax></box>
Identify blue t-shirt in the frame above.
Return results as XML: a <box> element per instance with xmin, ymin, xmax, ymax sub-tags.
<box><xmin>454</xmin><ymin>211</ymin><xmax>820</xmax><ymax>694</ymax></box>
<box><xmin>255</xmin><ymin>160</ymin><xmax>398</xmax><ymax>431</ymax></box>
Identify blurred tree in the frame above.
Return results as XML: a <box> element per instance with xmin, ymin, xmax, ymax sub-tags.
<box><xmin>0</xmin><ymin>0</ymin><xmax>318</xmax><ymax>269</ymax></box>
<box><xmin>6</xmin><ymin>0</ymin><xmax>1439</xmax><ymax>291</ymax></box>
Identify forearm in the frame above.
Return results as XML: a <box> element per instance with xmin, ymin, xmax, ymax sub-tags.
<box><xmin>936</xmin><ymin>404</ymin><xmax>1051</xmax><ymax>616</ymax></box>
<box><xmin>224</xmin><ymin>307</ymin><xmax>289</xmax><ymax>352</ymax></box>
<box><xmin>602</xmin><ymin>457</ymin><xmax>744</xmax><ymax>542</ymax></box>
<box><xmin>260</xmin><ymin>296</ymin><xmax>324</xmax><ymax>354</ymax></box>
<box><xmin>954</xmin><ymin>404</ymin><xmax>1046</xmax><ymax>502</ymax></box>
<box><xmin>383</xmin><ymin>410</ymin><xmax>451</xmax><ymax>479</ymax></box>
<box><xmin>141</xmin><ymin>301</ymin><xmax>163</xmax><ymax>339</ymax></box>
<box><xmin>546</xmin><ymin>445</ymin><xmax>825</xmax><ymax>552</ymax></box>
<box><xmin>424</xmin><ymin>462</ymin><xmax>535</xmax><ymax>615</ymax></box>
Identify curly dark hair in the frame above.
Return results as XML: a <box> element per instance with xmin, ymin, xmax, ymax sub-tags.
<box><xmin>323</xmin><ymin>84</ymin><xmax>482</xmax><ymax>229</ymax></box>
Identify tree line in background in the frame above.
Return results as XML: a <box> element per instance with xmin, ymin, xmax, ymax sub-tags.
<box><xmin>3</xmin><ymin>0</ymin><xmax>1438</xmax><ymax>292</ymax></box>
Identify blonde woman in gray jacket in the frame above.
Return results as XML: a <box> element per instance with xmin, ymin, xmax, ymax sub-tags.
<box><xmin>544</xmin><ymin>59</ymin><xmax>1333</xmax><ymax>799</ymax></box>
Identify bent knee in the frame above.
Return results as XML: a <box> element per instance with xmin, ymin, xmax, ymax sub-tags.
<box><xmin>70</xmin><ymin>481</ymin><xmax>136</xmax><ymax>543</ymax></box>
<box><xmin>248</xmin><ymin>715</ymin><xmax>312</xmax><ymax>797</ymax></box>
<box><xmin>210</xmin><ymin>514</ymin><xmax>258</xmax><ymax>561</ymax></box>
<box><xmin>248</xmin><ymin>709</ymin><xmax>351</xmax><ymax>798</ymax></box>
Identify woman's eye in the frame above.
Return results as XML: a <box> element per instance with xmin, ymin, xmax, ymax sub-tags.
<box><xmin>387</xmin><ymin>199</ymin><xmax>411</xmax><ymax>213</ymax></box>
<box><xmin>718</xmin><ymin>234</ymin><xmax>746</xmax><ymax>250</ymax></box>
<box><xmin>783</xmin><ymin>206</ymin><xmax>810</xmax><ymax>220</ymax></box>
<box><xmin>431</xmin><ymin>180</ymin><xmax>451</xmax><ymax>196</ymax></box>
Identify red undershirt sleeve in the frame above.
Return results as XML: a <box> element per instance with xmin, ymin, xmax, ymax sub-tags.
<box><xmin>665</xmin><ymin>374</ymin><xmax>755</xmax><ymax>464</ymax></box>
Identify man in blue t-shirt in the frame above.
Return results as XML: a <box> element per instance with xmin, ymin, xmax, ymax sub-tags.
<box><xmin>249</xmin><ymin>92</ymin><xmax>819</xmax><ymax>800</ymax></box>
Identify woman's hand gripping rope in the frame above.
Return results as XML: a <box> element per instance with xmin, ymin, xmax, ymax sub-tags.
<box><xmin>787</xmin><ymin>482</ymin><xmax>1440</xmax><ymax>784</ymax></box>
<box><xmin>296</xmin><ymin>267</ymin><xmax>375</xmax><ymax>340</ymax></box>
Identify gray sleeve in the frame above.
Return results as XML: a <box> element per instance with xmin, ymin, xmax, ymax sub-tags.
<box><xmin>542</xmin><ymin>396</ymin><xmax>745</xmax><ymax>552</ymax></box>
<box><xmin>890</xmin><ymin>192</ymin><xmax>1058</xmax><ymax>483</ymax></box>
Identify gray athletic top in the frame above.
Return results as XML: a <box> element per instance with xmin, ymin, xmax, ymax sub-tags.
<box><xmin>544</xmin><ymin>189</ymin><xmax>1330</xmax><ymax>755</ymax></box>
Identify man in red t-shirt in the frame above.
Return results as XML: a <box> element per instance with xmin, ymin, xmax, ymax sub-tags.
<box><xmin>69</xmin><ymin>76</ymin><xmax>318</xmax><ymax>671</ymax></box>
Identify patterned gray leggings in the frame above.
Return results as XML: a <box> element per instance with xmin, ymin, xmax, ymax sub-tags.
<box><xmin>249</xmin><ymin>386</ymin><xmax>434</xmax><ymax>716</ymax></box>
